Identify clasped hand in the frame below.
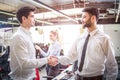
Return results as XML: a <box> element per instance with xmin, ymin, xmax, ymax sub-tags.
<box><xmin>48</xmin><ymin>56</ymin><xmax>58</xmax><ymax>66</ymax></box>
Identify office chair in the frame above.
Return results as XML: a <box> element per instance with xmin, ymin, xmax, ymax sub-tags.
<box><xmin>0</xmin><ymin>46</ymin><xmax>11</xmax><ymax>80</ymax></box>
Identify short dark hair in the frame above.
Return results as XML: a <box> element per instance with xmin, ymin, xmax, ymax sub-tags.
<box><xmin>16</xmin><ymin>6</ymin><xmax>35</xmax><ymax>24</ymax></box>
<box><xmin>82</xmin><ymin>7</ymin><xmax>99</xmax><ymax>21</ymax></box>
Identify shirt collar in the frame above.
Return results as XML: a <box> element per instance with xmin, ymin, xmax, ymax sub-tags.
<box><xmin>87</xmin><ymin>28</ymin><xmax>99</xmax><ymax>37</ymax></box>
<box><xmin>20</xmin><ymin>26</ymin><xmax>31</xmax><ymax>35</ymax></box>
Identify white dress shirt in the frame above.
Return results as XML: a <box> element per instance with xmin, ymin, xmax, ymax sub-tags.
<box><xmin>40</xmin><ymin>41</ymin><xmax>61</xmax><ymax>57</ymax></box>
<box><xmin>9</xmin><ymin>27</ymin><xmax>48</xmax><ymax>80</ymax></box>
<box><xmin>58</xmin><ymin>28</ymin><xmax>118</xmax><ymax>80</ymax></box>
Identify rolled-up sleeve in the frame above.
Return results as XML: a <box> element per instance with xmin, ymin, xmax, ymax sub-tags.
<box><xmin>104</xmin><ymin>38</ymin><xmax>118</xmax><ymax>80</ymax></box>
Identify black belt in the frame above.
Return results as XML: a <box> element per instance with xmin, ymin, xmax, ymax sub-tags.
<box><xmin>76</xmin><ymin>74</ymin><xmax>103</xmax><ymax>80</ymax></box>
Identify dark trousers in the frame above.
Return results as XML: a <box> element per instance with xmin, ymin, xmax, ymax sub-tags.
<box><xmin>75</xmin><ymin>74</ymin><xmax>103</xmax><ymax>80</ymax></box>
<box><xmin>46</xmin><ymin>64</ymin><xmax>60</xmax><ymax>80</ymax></box>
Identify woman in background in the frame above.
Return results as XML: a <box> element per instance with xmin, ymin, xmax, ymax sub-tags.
<box><xmin>36</xmin><ymin>30</ymin><xmax>61</xmax><ymax>80</ymax></box>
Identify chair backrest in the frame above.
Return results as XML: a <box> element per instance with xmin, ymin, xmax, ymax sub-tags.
<box><xmin>0</xmin><ymin>46</ymin><xmax>10</xmax><ymax>73</ymax></box>
<box><xmin>0</xmin><ymin>45</ymin><xmax>6</xmax><ymax>53</ymax></box>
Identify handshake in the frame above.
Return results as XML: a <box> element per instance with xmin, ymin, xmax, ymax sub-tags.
<box><xmin>35</xmin><ymin>45</ymin><xmax>59</xmax><ymax>66</ymax></box>
<box><xmin>47</xmin><ymin>56</ymin><xmax>58</xmax><ymax>66</ymax></box>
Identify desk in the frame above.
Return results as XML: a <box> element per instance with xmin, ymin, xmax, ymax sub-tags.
<box><xmin>52</xmin><ymin>65</ymin><xmax>75</xmax><ymax>80</ymax></box>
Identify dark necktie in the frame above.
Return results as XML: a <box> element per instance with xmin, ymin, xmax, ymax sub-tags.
<box><xmin>79</xmin><ymin>34</ymin><xmax>90</xmax><ymax>71</ymax></box>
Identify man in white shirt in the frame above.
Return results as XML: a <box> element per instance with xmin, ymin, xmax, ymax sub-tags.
<box><xmin>51</xmin><ymin>7</ymin><xmax>118</xmax><ymax>80</ymax></box>
<box><xmin>9</xmin><ymin>6</ymin><xmax>55</xmax><ymax>80</ymax></box>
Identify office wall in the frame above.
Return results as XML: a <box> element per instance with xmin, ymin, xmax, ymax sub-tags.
<box><xmin>0</xmin><ymin>24</ymin><xmax>119</xmax><ymax>56</ymax></box>
<box><xmin>0</xmin><ymin>28</ymin><xmax>12</xmax><ymax>46</ymax></box>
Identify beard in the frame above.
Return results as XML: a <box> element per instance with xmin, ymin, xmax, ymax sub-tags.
<box><xmin>83</xmin><ymin>23</ymin><xmax>91</xmax><ymax>29</ymax></box>
<box><xmin>82</xmin><ymin>18</ymin><xmax>92</xmax><ymax>29</ymax></box>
